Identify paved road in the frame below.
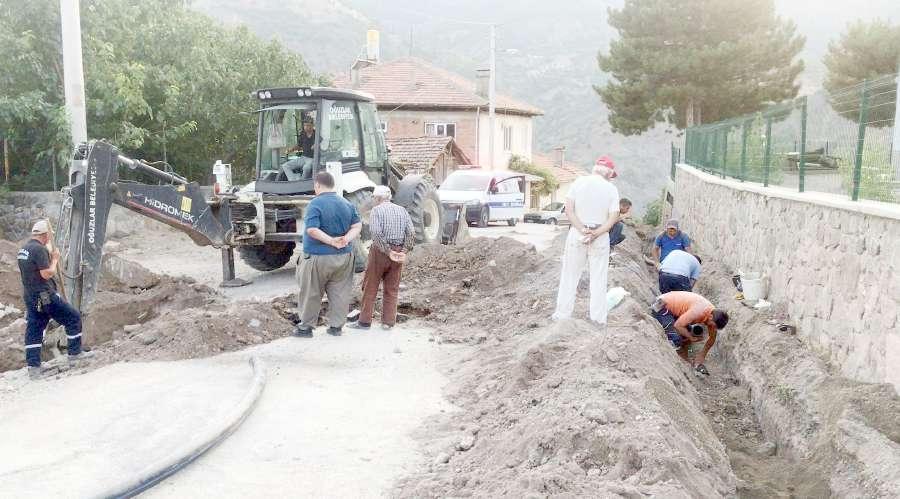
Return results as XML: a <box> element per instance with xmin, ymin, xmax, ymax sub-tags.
<box><xmin>145</xmin><ymin>325</ymin><xmax>455</xmax><ymax>498</ymax></box>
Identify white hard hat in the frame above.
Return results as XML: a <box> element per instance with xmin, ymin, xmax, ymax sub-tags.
<box><xmin>31</xmin><ymin>220</ymin><xmax>52</xmax><ymax>235</ymax></box>
<box><xmin>373</xmin><ymin>185</ymin><xmax>391</xmax><ymax>199</ymax></box>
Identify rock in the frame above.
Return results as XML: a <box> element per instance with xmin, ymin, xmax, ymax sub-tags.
<box><xmin>605</xmin><ymin>407</ymin><xmax>625</xmax><ymax>423</ymax></box>
<box><xmin>249</xmin><ymin>318</ymin><xmax>261</xmax><ymax>328</ymax></box>
<box><xmin>488</xmin><ymin>259</ymin><xmax>497</xmax><ymax>267</ymax></box>
<box><xmin>757</xmin><ymin>441</ymin><xmax>776</xmax><ymax>456</ymax></box>
<box><xmin>123</xmin><ymin>324</ymin><xmax>141</xmax><ymax>334</ymax></box>
<box><xmin>433</xmin><ymin>452</ymin><xmax>451</xmax><ymax>465</ymax></box>
<box><xmin>393</xmin><ymin>347</ymin><xmax>402</xmax><ymax>354</ymax></box>
<box><xmin>547</xmin><ymin>377</ymin><xmax>563</xmax><ymax>389</ymax></box>
<box><xmin>103</xmin><ymin>240</ymin><xmax>122</xmax><ymax>253</ymax></box>
<box><xmin>456</xmin><ymin>434</ymin><xmax>475</xmax><ymax>452</ymax></box>
<box><xmin>606</xmin><ymin>350</ymin><xmax>620</xmax><ymax>363</ymax></box>
<box><xmin>138</xmin><ymin>331</ymin><xmax>159</xmax><ymax>345</ymax></box>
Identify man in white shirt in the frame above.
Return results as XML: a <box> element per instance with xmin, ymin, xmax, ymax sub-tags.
<box><xmin>552</xmin><ymin>157</ymin><xmax>621</xmax><ymax>325</ymax></box>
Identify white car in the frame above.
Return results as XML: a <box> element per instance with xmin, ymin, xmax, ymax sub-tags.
<box><xmin>524</xmin><ymin>202</ymin><xmax>568</xmax><ymax>225</ymax></box>
<box><xmin>438</xmin><ymin>169</ymin><xmax>526</xmax><ymax>227</ymax></box>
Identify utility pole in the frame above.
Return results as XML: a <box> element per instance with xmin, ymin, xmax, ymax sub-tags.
<box><xmin>488</xmin><ymin>23</ymin><xmax>496</xmax><ymax>170</ymax></box>
<box><xmin>60</xmin><ymin>0</ymin><xmax>88</xmax><ymax>149</ymax></box>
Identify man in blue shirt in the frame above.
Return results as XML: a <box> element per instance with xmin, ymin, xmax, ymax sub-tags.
<box><xmin>294</xmin><ymin>171</ymin><xmax>362</xmax><ymax>337</ymax></box>
<box><xmin>654</xmin><ymin>219</ymin><xmax>692</xmax><ymax>262</ymax></box>
<box><xmin>658</xmin><ymin>250</ymin><xmax>702</xmax><ymax>293</ymax></box>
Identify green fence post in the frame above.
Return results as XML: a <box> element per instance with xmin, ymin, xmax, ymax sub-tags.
<box><xmin>852</xmin><ymin>80</ymin><xmax>870</xmax><ymax>201</ymax></box>
<box><xmin>721</xmin><ymin>126</ymin><xmax>728</xmax><ymax>179</ymax></box>
<box><xmin>739</xmin><ymin>119</ymin><xmax>749</xmax><ymax>182</ymax></box>
<box><xmin>763</xmin><ymin>114</ymin><xmax>773</xmax><ymax>187</ymax></box>
<box><xmin>798</xmin><ymin>97</ymin><xmax>808</xmax><ymax>192</ymax></box>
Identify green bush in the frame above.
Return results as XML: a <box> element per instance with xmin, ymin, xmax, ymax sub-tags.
<box><xmin>507</xmin><ymin>155</ymin><xmax>559</xmax><ymax>196</ymax></box>
<box><xmin>643</xmin><ymin>199</ymin><xmax>662</xmax><ymax>226</ymax></box>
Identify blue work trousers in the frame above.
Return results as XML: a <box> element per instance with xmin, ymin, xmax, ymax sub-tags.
<box><xmin>609</xmin><ymin>221</ymin><xmax>625</xmax><ymax>248</ymax></box>
<box><xmin>659</xmin><ymin>272</ymin><xmax>693</xmax><ymax>294</ymax></box>
<box><xmin>24</xmin><ymin>293</ymin><xmax>82</xmax><ymax>367</ymax></box>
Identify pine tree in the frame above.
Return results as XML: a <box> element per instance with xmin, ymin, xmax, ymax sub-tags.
<box><xmin>823</xmin><ymin>20</ymin><xmax>899</xmax><ymax>127</ymax></box>
<box><xmin>596</xmin><ymin>0</ymin><xmax>805</xmax><ymax>135</ymax></box>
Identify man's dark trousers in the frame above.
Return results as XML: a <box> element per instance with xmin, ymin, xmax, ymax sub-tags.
<box><xmin>24</xmin><ymin>292</ymin><xmax>82</xmax><ymax>367</ymax></box>
<box><xmin>659</xmin><ymin>272</ymin><xmax>692</xmax><ymax>294</ymax></box>
<box><xmin>359</xmin><ymin>247</ymin><xmax>403</xmax><ymax>326</ymax></box>
<box><xmin>609</xmin><ymin>221</ymin><xmax>625</xmax><ymax>247</ymax></box>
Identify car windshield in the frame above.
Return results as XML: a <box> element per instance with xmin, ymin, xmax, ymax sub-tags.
<box><xmin>542</xmin><ymin>202</ymin><xmax>563</xmax><ymax>211</ymax></box>
<box><xmin>440</xmin><ymin>173</ymin><xmax>491</xmax><ymax>191</ymax></box>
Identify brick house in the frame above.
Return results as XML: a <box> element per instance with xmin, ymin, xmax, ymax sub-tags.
<box><xmin>386</xmin><ymin>136</ymin><xmax>472</xmax><ymax>185</ymax></box>
<box><xmin>335</xmin><ymin>57</ymin><xmax>543</xmax><ymax>169</ymax></box>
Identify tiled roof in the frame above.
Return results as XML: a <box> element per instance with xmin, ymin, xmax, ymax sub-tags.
<box><xmin>334</xmin><ymin>57</ymin><xmax>543</xmax><ymax>116</ymax></box>
<box><xmin>386</xmin><ymin>136</ymin><xmax>472</xmax><ymax>167</ymax></box>
<box><xmin>532</xmin><ymin>152</ymin><xmax>586</xmax><ymax>183</ymax></box>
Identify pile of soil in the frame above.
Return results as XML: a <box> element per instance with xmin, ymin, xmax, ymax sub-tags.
<box><xmin>394</xmin><ymin>226</ymin><xmax>739</xmax><ymax>496</ymax></box>
<box><xmin>0</xmin><ymin>238</ymin><xmax>291</xmax><ymax>374</ymax></box>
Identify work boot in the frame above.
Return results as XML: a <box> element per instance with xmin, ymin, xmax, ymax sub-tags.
<box><xmin>327</xmin><ymin>326</ymin><xmax>342</xmax><ymax>336</ymax></box>
<box><xmin>27</xmin><ymin>366</ymin><xmax>44</xmax><ymax>380</ymax></box>
<box><xmin>68</xmin><ymin>350</ymin><xmax>95</xmax><ymax>367</ymax></box>
<box><xmin>347</xmin><ymin>322</ymin><xmax>371</xmax><ymax>330</ymax></box>
<box><xmin>293</xmin><ymin>325</ymin><xmax>313</xmax><ymax>338</ymax></box>
<box><xmin>695</xmin><ymin>364</ymin><xmax>710</xmax><ymax>376</ymax></box>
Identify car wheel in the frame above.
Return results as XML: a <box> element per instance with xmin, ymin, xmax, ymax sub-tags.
<box><xmin>547</xmin><ymin>218</ymin><xmax>558</xmax><ymax>226</ymax></box>
<box><xmin>507</xmin><ymin>218</ymin><xmax>517</xmax><ymax>227</ymax></box>
<box><xmin>478</xmin><ymin>207</ymin><xmax>489</xmax><ymax>228</ymax></box>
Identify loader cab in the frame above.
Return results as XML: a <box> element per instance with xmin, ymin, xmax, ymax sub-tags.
<box><xmin>253</xmin><ymin>87</ymin><xmax>388</xmax><ymax>195</ymax></box>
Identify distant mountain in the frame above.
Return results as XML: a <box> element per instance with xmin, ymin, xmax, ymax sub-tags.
<box><xmin>192</xmin><ymin>0</ymin><xmax>898</xmax><ymax>210</ymax></box>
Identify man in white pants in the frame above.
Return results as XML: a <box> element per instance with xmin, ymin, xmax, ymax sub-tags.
<box><xmin>552</xmin><ymin>157</ymin><xmax>620</xmax><ymax>325</ymax></box>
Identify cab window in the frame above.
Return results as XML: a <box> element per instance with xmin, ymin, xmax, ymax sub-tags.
<box><xmin>359</xmin><ymin>102</ymin><xmax>386</xmax><ymax>183</ymax></box>
<box><xmin>257</xmin><ymin>104</ymin><xmax>317</xmax><ymax>179</ymax></box>
<box><xmin>320</xmin><ymin>100</ymin><xmax>361</xmax><ymax>168</ymax></box>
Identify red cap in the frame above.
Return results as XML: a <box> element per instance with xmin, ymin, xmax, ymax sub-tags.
<box><xmin>595</xmin><ymin>156</ymin><xmax>617</xmax><ymax>178</ymax></box>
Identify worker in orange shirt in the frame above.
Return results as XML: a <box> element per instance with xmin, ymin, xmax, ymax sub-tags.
<box><xmin>651</xmin><ymin>291</ymin><xmax>729</xmax><ymax>376</ymax></box>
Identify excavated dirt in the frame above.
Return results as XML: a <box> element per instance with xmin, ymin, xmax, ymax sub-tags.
<box><xmin>392</xmin><ymin>229</ymin><xmax>742</xmax><ymax>496</ymax></box>
<box><xmin>0</xmin><ymin>238</ymin><xmax>293</xmax><ymax>374</ymax></box>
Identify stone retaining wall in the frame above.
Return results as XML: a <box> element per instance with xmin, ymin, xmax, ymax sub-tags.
<box><xmin>0</xmin><ymin>191</ymin><xmax>167</xmax><ymax>242</ymax></box>
<box><xmin>674</xmin><ymin>165</ymin><xmax>900</xmax><ymax>392</ymax></box>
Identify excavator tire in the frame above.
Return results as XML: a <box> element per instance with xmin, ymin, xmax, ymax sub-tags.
<box><xmin>238</xmin><ymin>241</ymin><xmax>296</xmax><ymax>271</ymax></box>
<box><xmin>394</xmin><ymin>175</ymin><xmax>443</xmax><ymax>244</ymax></box>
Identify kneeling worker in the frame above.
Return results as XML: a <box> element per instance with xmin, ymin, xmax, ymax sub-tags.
<box><xmin>658</xmin><ymin>249</ymin><xmax>702</xmax><ymax>293</ymax></box>
<box><xmin>651</xmin><ymin>291</ymin><xmax>728</xmax><ymax>376</ymax></box>
<box><xmin>17</xmin><ymin>220</ymin><xmax>90</xmax><ymax>378</ymax></box>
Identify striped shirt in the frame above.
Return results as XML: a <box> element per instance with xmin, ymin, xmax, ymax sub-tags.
<box><xmin>371</xmin><ymin>201</ymin><xmax>415</xmax><ymax>254</ymax></box>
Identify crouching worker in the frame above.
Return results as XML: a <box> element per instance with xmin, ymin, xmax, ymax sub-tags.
<box><xmin>650</xmin><ymin>291</ymin><xmax>728</xmax><ymax>376</ymax></box>
<box><xmin>349</xmin><ymin>185</ymin><xmax>415</xmax><ymax>331</ymax></box>
<box><xmin>658</xmin><ymin>250</ymin><xmax>702</xmax><ymax>293</ymax></box>
<box><xmin>17</xmin><ymin>220</ymin><xmax>90</xmax><ymax>379</ymax></box>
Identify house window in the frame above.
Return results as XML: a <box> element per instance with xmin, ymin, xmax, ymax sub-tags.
<box><xmin>502</xmin><ymin>125</ymin><xmax>513</xmax><ymax>151</ymax></box>
<box><xmin>425</xmin><ymin>122</ymin><xmax>456</xmax><ymax>138</ymax></box>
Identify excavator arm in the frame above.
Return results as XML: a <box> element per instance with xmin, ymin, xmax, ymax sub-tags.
<box><xmin>57</xmin><ymin>141</ymin><xmax>239</xmax><ymax>314</ymax></box>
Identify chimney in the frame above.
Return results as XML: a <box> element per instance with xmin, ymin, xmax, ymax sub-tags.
<box><xmin>351</xmin><ymin>30</ymin><xmax>380</xmax><ymax>89</ymax></box>
<box><xmin>553</xmin><ymin>146</ymin><xmax>566</xmax><ymax>167</ymax></box>
<box><xmin>475</xmin><ymin>69</ymin><xmax>490</xmax><ymax>98</ymax></box>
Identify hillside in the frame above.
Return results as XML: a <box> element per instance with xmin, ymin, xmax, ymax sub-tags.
<box><xmin>191</xmin><ymin>0</ymin><xmax>898</xmax><ymax>210</ymax></box>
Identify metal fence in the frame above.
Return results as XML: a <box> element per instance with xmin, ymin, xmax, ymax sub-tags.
<box><xmin>683</xmin><ymin>74</ymin><xmax>900</xmax><ymax>203</ymax></box>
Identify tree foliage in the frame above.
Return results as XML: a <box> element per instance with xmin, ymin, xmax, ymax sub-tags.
<box><xmin>0</xmin><ymin>0</ymin><xmax>322</xmax><ymax>189</ymax></box>
<box><xmin>507</xmin><ymin>155</ymin><xmax>558</xmax><ymax>196</ymax></box>
<box><xmin>596</xmin><ymin>0</ymin><xmax>805</xmax><ymax>135</ymax></box>
<box><xmin>823</xmin><ymin>20</ymin><xmax>899</xmax><ymax>127</ymax></box>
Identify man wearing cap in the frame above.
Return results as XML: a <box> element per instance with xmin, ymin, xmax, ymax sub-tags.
<box><xmin>17</xmin><ymin>220</ymin><xmax>89</xmax><ymax>378</ymax></box>
<box><xmin>294</xmin><ymin>171</ymin><xmax>362</xmax><ymax>338</ymax></box>
<box><xmin>658</xmin><ymin>250</ymin><xmax>702</xmax><ymax>293</ymax></box>
<box><xmin>551</xmin><ymin>156</ymin><xmax>620</xmax><ymax>325</ymax></box>
<box><xmin>650</xmin><ymin>291</ymin><xmax>729</xmax><ymax>376</ymax></box>
<box><xmin>349</xmin><ymin>185</ymin><xmax>415</xmax><ymax>331</ymax></box>
<box><xmin>654</xmin><ymin>219</ymin><xmax>692</xmax><ymax>262</ymax></box>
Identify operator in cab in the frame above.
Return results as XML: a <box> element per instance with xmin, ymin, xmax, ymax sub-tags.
<box><xmin>17</xmin><ymin>220</ymin><xmax>91</xmax><ymax>379</ymax></box>
<box><xmin>281</xmin><ymin>116</ymin><xmax>317</xmax><ymax>180</ymax></box>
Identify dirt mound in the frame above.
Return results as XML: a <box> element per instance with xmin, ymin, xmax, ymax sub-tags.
<box><xmin>394</xmin><ymin>227</ymin><xmax>741</xmax><ymax>496</ymax></box>
<box><xmin>394</xmin><ymin>301</ymin><xmax>736</xmax><ymax>497</ymax></box>
<box><xmin>400</xmin><ymin>226</ymin><xmax>659</xmax><ymax>343</ymax></box>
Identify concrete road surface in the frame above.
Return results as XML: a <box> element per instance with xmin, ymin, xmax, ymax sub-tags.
<box><xmin>145</xmin><ymin>323</ymin><xmax>454</xmax><ymax>498</ymax></box>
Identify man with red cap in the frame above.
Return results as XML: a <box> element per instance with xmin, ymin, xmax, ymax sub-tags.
<box><xmin>551</xmin><ymin>156</ymin><xmax>621</xmax><ymax>325</ymax></box>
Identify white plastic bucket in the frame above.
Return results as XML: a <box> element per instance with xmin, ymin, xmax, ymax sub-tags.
<box><xmin>741</xmin><ymin>272</ymin><xmax>766</xmax><ymax>302</ymax></box>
